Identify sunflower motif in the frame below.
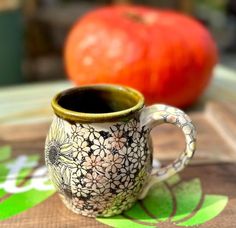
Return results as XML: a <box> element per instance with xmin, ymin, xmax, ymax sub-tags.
<box><xmin>45</xmin><ymin>117</ymin><xmax>75</xmax><ymax>194</ymax></box>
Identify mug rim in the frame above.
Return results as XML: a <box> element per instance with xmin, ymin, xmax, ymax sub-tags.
<box><xmin>51</xmin><ymin>84</ymin><xmax>145</xmax><ymax>123</ymax></box>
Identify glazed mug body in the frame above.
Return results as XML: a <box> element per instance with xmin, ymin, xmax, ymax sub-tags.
<box><xmin>45</xmin><ymin>114</ymin><xmax>151</xmax><ymax>217</ymax></box>
<box><xmin>45</xmin><ymin>84</ymin><xmax>196</xmax><ymax>217</ymax></box>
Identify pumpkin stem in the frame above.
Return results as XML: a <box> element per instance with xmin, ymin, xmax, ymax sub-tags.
<box><xmin>124</xmin><ymin>12</ymin><xmax>145</xmax><ymax>23</ymax></box>
<box><xmin>124</xmin><ymin>12</ymin><xmax>156</xmax><ymax>24</ymax></box>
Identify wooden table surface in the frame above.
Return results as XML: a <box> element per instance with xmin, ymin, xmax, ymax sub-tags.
<box><xmin>0</xmin><ymin>64</ymin><xmax>236</xmax><ymax>227</ymax></box>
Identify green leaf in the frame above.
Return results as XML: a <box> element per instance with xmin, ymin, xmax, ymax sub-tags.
<box><xmin>0</xmin><ymin>145</ymin><xmax>12</xmax><ymax>200</ymax></box>
<box><xmin>176</xmin><ymin>195</ymin><xmax>228</xmax><ymax>226</ymax></box>
<box><xmin>97</xmin><ymin>215</ymin><xmax>155</xmax><ymax>228</ymax></box>
<box><xmin>0</xmin><ymin>154</ymin><xmax>39</xmax><ymax>198</ymax></box>
<box><xmin>96</xmin><ymin>177</ymin><xmax>228</xmax><ymax>228</ymax></box>
<box><xmin>171</xmin><ymin>179</ymin><xmax>202</xmax><ymax>222</ymax></box>
<box><xmin>0</xmin><ymin>187</ymin><xmax>55</xmax><ymax>221</ymax></box>
<box><xmin>0</xmin><ymin>146</ymin><xmax>11</xmax><ymax>162</ymax></box>
<box><xmin>166</xmin><ymin>175</ymin><xmax>181</xmax><ymax>186</ymax></box>
<box><xmin>0</xmin><ymin>151</ymin><xmax>56</xmax><ymax>221</ymax></box>
<box><xmin>16</xmin><ymin>155</ymin><xmax>39</xmax><ymax>185</ymax></box>
<box><xmin>0</xmin><ymin>163</ymin><xmax>8</xmax><ymax>198</ymax></box>
<box><xmin>124</xmin><ymin>202</ymin><xmax>157</xmax><ymax>224</ymax></box>
<box><xmin>142</xmin><ymin>183</ymin><xmax>173</xmax><ymax>221</ymax></box>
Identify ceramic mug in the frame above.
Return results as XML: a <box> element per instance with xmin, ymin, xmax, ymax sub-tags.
<box><xmin>45</xmin><ymin>84</ymin><xmax>196</xmax><ymax>217</ymax></box>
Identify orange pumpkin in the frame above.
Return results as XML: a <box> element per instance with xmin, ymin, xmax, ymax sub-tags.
<box><xmin>65</xmin><ymin>5</ymin><xmax>218</xmax><ymax>107</ymax></box>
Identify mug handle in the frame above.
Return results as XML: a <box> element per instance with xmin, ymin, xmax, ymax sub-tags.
<box><xmin>138</xmin><ymin>104</ymin><xmax>196</xmax><ymax>199</ymax></box>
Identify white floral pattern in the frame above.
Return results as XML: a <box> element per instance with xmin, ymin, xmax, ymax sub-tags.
<box><xmin>103</xmin><ymin>154</ymin><xmax>123</xmax><ymax>173</ymax></box>
<box><xmin>46</xmin><ymin>116</ymin><xmax>150</xmax><ymax>217</ymax></box>
<box><xmin>45</xmin><ymin>103</ymin><xmax>196</xmax><ymax>218</ymax></box>
<box><xmin>91</xmin><ymin>136</ymin><xmax>111</xmax><ymax>158</ymax></box>
<box><xmin>72</xmin><ymin>182</ymin><xmax>89</xmax><ymax>198</ymax></box>
<box><xmin>125</xmin><ymin>119</ymin><xmax>141</xmax><ymax>140</ymax></box>
<box><xmin>109</xmin><ymin>125</ymin><xmax>127</xmax><ymax>149</ymax></box>
<box><xmin>83</xmin><ymin>154</ymin><xmax>104</xmax><ymax>172</ymax></box>
<box><xmin>73</xmin><ymin>124</ymin><xmax>100</xmax><ymax>141</ymax></box>
<box><xmin>83</xmin><ymin>172</ymin><xmax>106</xmax><ymax>190</ymax></box>
<box><xmin>103</xmin><ymin>171</ymin><xmax>122</xmax><ymax>190</ymax></box>
<box><xmin>72</xmin><ymin>137</ymin><xmax>90</xmax><ymax>159</ymax></box>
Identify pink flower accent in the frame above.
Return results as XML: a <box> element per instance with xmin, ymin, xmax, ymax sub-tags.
<box><xmin>83</xmin><ymin>154</ymin><xmax>104</xmax><ymax>173</ymax></box>
<box><xmin>84</xmin><ymin>172</ymin><xmax>106</xmax><ymax>190</ymax></box>
<box><xmin>104</xmin><ymin>154</ymin><xmax>123</xmax><ymax>173</ymax></box>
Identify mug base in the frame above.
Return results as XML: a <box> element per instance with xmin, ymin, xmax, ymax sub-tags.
<box><xmin>59</xmin><ymin>193</ymin><xmax>136</xmax><ymax>218</ymax></box>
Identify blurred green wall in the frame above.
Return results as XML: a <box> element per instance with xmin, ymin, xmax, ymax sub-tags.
<box><xmin>0</xmin><ymin>9</ymin><xmax>23</xmax><ymax>86</ymax></box>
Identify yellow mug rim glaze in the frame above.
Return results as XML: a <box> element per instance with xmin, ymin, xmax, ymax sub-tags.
<box><xmin>51</xmin><ymin>84</ymin><xmax>144</xmax><ymax>123</ymax></box>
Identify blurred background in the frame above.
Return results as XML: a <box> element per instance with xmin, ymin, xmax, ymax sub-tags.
<box><xmin>1</xmin><ymin>2</ymin><xmax>236</xmax><ymax>225</ymax></box>
<box><xmin>0</xmin><ymin>0</ymin><xmax>235</xmax><ymax>86</ymax></box>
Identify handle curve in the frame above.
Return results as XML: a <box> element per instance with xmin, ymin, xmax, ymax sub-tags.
<box><xmin>138</xmin><ymin>104</ymin><xmax>196</xmax><ymax>199</ymax></box>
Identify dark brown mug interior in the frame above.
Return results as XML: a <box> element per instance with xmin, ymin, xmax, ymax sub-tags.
<box><xmin>57</xmin><ymin>86</ymin><xmax>140</xmax><ymax>114</ymax></box>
